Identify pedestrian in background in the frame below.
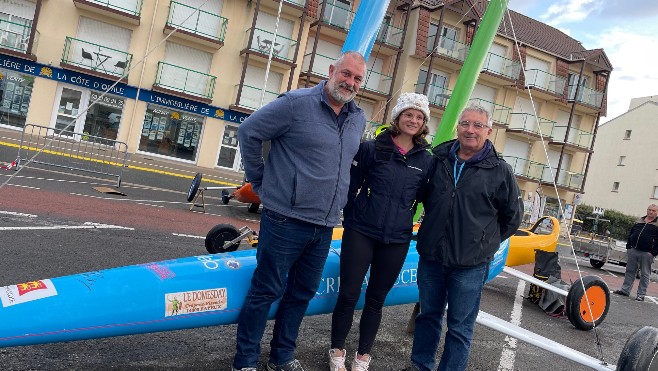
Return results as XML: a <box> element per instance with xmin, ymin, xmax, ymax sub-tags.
<box><xmin>328</xmin><ymin>93</ymin><xmax>434</xmax><ymax>371</ymax></box>
<box><xmin>410</xmin><ymin>104</ymin><xmax>523</xmax><ymax>371</ymax></box>
<box><xmin>613</xmin><ymin>204</ymin><xmax>658</xmax><ymax>301</ymax></box>
<box><xmin>233</xmin><ymin>51</ymin><xmax>367</xmax><ymax>371</ymax></box>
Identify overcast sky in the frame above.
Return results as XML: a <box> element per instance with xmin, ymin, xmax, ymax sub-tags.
<box><xmin>507</xmin><ymin>0</ymin><xmax>658</xmax><ymax>123</ymax></box>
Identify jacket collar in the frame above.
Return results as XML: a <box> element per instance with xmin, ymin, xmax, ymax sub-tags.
<box><xmin>433</xmin><ymin>139</ymin><xmax>499</xmax><ymax>168</ymax></box>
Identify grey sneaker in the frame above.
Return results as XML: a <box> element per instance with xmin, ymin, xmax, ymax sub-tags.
<box><xmin>267</xmin><ymin>359</ymin><xmax>305</xmax><ymax>371</ymax></box>
<box><xmin>329</xmin><ymin>348</ymin><xmax>347</xmax><ymax>371</ymax></box>
<box><xmin>351</xmin><ymin>353</ymin><xmax>371</xmax><ymax>371</ymax></box>
<box><xmin>637</xmin><ymin>296</ymin><xmax>645</xmax><ymax>302</ymax></box>
<box><xmin>232</xmin><ymin>367</ymin><xmax>257</xmax><ymax>371</ymax></box>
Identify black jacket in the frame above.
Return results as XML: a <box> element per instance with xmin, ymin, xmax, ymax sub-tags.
<box><xmin>626</xmin><ymin>216</ymin><xmax>658</xmax><ymax>256</ymax></box>
<box><xmin>416</xmin><ymin>139</ymin><xmax>523</xmax><ymax>267</ymax></box>
<box><xmin>342</xmin><ymin>130</ymin><xmax>434</xmax><ymax>243</ymax></box>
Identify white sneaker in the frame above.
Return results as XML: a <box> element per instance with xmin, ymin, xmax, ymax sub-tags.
<box><xmin>328</xmin><ymin>348</ymin><xmax>347</xmax><ymax>371</ymax></box>
<box><xmin>351</xmin><ymin>353</ymin><xmax>371</xmax><ymax>371</ymax></box>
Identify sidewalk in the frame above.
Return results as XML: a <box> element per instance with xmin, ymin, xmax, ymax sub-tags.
<box><xmin>0</xmin><ymin>126</ymin><xmax>243</xmax><ymax>187</ymax></box>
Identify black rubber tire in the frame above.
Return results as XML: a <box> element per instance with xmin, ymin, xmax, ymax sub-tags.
<box><xmin>187</xmin><ymin>172</ymin><xmax>202</xmax><ymax>202</ymax></box>
<box><xmin>221</xmin><ymin>190</ymin><xmax>230</xmax><ymax>205</ymax></box>
<box><xmin>205</xmin><ymin>224</ymin><xmax>240</xmax><ymax>254</ymax></box>
<box><xmin>616</xmin><ymin>326</ymin><xmax>658</xmax><ymax>371</ymax></box>
<box><xmin>247</xmin><ymin>203</ymin><xmax>260</xmax><ymax>213</ymax></box>
<box><xmin>566</xmin><ymin>275</ymin><xmax>610</xmax><ymax>331</ymax></box>
<box><xmin>589</xmin><ymin>259</ymin><xmax>605</xmax><ymax>269</ymax></box>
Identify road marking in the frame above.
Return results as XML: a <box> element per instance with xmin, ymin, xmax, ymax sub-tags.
<box><xmin>172</xmin><ymin>233</ymin><xmax>205</xmax><ymax>239</ymax></box>
<box><xmin>603</xmin><ymin>269</ymin><xmax>617</xmax><ymax>277</ymax></box>
<box><xmin>497</xmin><ymin>279</ymin><xmax>526</xmax><ymax>371</ymax></box>
<box><xmin>0</xmin><ymin>210</ymin><xmax>37</xmax><ymax>218</ymax></box>
<box><xmin>0</xmin><ymin>222</ymin><xmax>134</xmax><ymax>231</ymax></box>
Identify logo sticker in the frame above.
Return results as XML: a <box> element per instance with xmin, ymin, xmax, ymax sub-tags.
<box><xmin>164</xmin><ymin>288</ymin><xmax>227</xmax><ymax>317</ymax></box>
<box><xmin>1</xmin><ymin>279</ymin><xmax>58</xmax><ymax>307</ymax></box>
<box><xmin>225</xmin><ymin>259</ymin><xmax>241</xmax><ymax>270</ymax></box>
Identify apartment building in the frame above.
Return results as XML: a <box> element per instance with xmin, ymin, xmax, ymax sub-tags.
<box><xmin>0</xmin><ymin>0</ymin><xmax>611</xmax><ymax>222</ymax></box>
<box><xmin>582</xmin><ymin>96</ymin><xmax>658</xmax><ymax>216</ymax></box>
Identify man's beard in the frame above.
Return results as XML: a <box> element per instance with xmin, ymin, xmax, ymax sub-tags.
<box><xmin>328</xmin><ymin>81</ymin><xmax>357</xmax><ymax>104</ymax></box>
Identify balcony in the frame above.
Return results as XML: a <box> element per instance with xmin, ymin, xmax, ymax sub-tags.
<box><xmin>416</xmin><ymin>83</ymin><xmax>452</xmax><ymax>108</ymax></box>
<box><xmin>363</xmin><ymin>121</ymin><xmax>384</xmax><ymax>140</ymax></box>
<box><xmin>73</xmin><ymin>0</ymin><xmax>142</xmax><ymax>24</ymax></box>
<box><xmin>524</xmin><ymin>69</ymin><xmax>566</xmax><ymax>97</ymax></box>
<box><xmin>301</xmin><ymin>52</ymin><xmax>332</xmax><ymax>79</ymax></box>
<box><xmin>0</xmin><ymin>19</ymin><xmax>31</xmax><ymax>54</ymax></box>
<box><xmin>428</xmin><ymin>36</ymin><xmax>470</xmax><ymax>64</ymax></box>
<box><xmin>503</xmin><ymin>156</ymin><xmax>546</xmax><ymax>181</ymax></box>
<box><xmin>165</xmin><ymin>1</ymin><xmax>228</xmax><ymax>48</ymax></box>
<box><xmin>60</xmin><ymin>37</ymin><xmax>133</xmax><ymax>80</ymax></box>
<box><xmin>468</xmin><ymin>98</ymin><xmax>512</xmax><ymax>127</ymax></box>
<box><xmin>234</xmin><ymin>84</ymin><xmax>280</xmax><ymax>112</ymax></box>
<box><xmin>362</xmin><ymin>69</ymin><xmax>392</xmax><ymax>96</ymax></box>
<box><xmin>243</xmin><ymin>27</ymin><xmax>297</xmax><ymax>65</ymax></box>
<box><xmin>542</xmin><ymin>167</ymin><xmax>584</xmax><ymax>191</ymax></box>
<box><xmin>507</xmin><ymin>113</ymin><xmax>554</xmax><ymax>138</ymax></box>
<box><xmin>375</xmin><ymin>23</ymin><xmax>403</xmax><ymax>49</ymax></box>
<box><xmin>481</xmin><ymin>52</ymin><xmax>521</xmax><ymax>81</ymax></box>
<box><xmin>568</xmin><ymin>85</ymin><xmax>604</xmax><ymax>109</ymax></box>
<box><xmin>549</xmin><ymin>126</ymin><xmax>594</xmax><ymax>151</ymax></box>
<box><xmin>319</xmin><ymin>1</ymin><xmax>354</xmax><ymax>32</ymax></box>
<box><xmin>153</xmin><ymin>62</ymin><xmax>216</xmax><ymax>102</ymax></box>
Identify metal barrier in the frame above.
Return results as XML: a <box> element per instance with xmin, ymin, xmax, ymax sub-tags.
<box><xmin>17</xmin><ymin>124</ymin><xmax>128</xmax><ymax>187</ymax></box>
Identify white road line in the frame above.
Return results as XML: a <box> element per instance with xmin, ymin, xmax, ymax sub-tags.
<box><xmin>497</xmin><ymin>279</ymin><xmax>526</xmax><ymax>371</ymax></box>
<box><xmin>172</xmin><ymin>233</ymin><xmax>205</xmax><ymax>239</ymax></box>
<box><xmin>0</xmin><ymin>222</ymin><xmax>134</xmax><ymax>231</ymax></box>
<box><xmin>7</xmin><ymin>183</ymin><xmax>41</xmax><ymax>190</ymax></box>
<box><xmin>647</xmin><ymin>296</ymin><xmax>658</xmax><ymax>304</ymax></box>
<box><xmin>603</xmin><ymin>269</ymin><xmax>617</xmax><ymax>277</ymax></box>
<box><xmin>0</xmin><ymin>211</ymin><xmax>37</xmax><ymax>218</ymax></box>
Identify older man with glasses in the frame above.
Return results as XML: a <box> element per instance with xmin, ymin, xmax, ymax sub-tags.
<box><xmin>409</xmin><ymin>104</ymin><xmax>523</xmax><ymax>371</ymax></box>
<box><xmin>613</xmin><ymin>204</ymin><xmax>658</xmax><ymax>302</ymax></box>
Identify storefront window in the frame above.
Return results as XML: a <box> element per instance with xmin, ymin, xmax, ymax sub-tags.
<box><xmin>139</xmin><ymin>104</ymin><xmax>204</xmax><ymax>161</ymax></box>
<box><xmin>84</xmin><ymin>92</ymin><xmax>124</xmax><ymax>141</ymax></box>
<box><xmin>0</xmin><ymin>68</ymin><xmax>34</xmax><ymax>129</ymax></box>
<box><xmin>217</xmin><ymin>124</ymin><xmax>239</xmax><ymax>169</ymax></box>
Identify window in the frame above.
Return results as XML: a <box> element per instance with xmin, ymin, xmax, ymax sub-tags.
<box><xmin>0</xmin><ymin>67</ymin><xmax>34</xmax><ymax>129</ymax></box>
<box><xmin>612</xmin><ymin>182</ymin><xmax>619</xmax><ymax>192</ymax></box>
<box><xmin>427</xmin><ymin>23</ymin><xmax>458</xmax><ymax>53</ymax></box>
<box><xmin>139</xmin><ymin>104</ymin><xmax>205</xmax><ymax>161</ymax></box>
<box><xmin>618</xmin><ymin>156</ymin><xmax>626</xmax><ymax>166</ymax></box>
<box><xmin>624</xmin><ymin>130</ymin><xmax>632</xmax><ymax>139</ymax></box>
<box><xmin>653</xmin><ymin>186</ymin><xmax>658</xmax><ymax>199</ymax></box>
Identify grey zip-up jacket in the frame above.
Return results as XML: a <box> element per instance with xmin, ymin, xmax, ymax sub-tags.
<box><xmin>238</xmin><ymin>81</ymin><xmax>366</xmax><ymax>226</ymax></box>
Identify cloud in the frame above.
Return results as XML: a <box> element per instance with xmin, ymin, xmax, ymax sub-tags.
<box><xmin>540</xmin><ymin>0</ymin><xmax>601</xmax><ymax>26</ymax></box>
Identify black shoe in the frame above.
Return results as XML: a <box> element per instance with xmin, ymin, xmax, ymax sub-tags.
<box><xmin>613</xmin><ymin>290</ymin><xmax>629</xmax><ymax>296</ymax></box>
<box><xmin>267</xmin><ymin>359</ymin><xmax>305</xmax><ymax>371</ymax></box>
<box><xmin>636</xmin><ymin>296</ymin><xmax>645</xmax><ymax>302</ymax></box>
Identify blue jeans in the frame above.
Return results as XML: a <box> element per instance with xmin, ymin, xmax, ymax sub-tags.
<box><xmin>233</xmin><ymin>209</ymin><xmax>333</xmax><ymax>369</ymax></box>
<box><xmin>411</xmin><ymin>258</ymin><xmax>488</xmax><ymax>371</ymax></box>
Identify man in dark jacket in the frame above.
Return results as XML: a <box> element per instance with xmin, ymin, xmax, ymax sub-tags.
<box><xmin>410</xmin><ymin>104</ymin><xmax>523</xmax><ymax>371</ymax></box>
<box><xmin>613</xmin><ymin>204</ymin><xmax>658</xmax><ymax>301</ymax></box>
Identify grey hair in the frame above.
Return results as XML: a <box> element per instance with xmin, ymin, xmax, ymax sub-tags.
<box><xmin>334</xmin><ymin>51</ymin><xmax>366</xmax><ymax>69</ymax></box>
<box><xmin>460</xmin><ymin>104</ymin><xmax>493</xmax><ymax>128</ymax></box>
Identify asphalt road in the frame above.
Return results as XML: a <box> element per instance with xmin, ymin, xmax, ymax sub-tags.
<box><xmin>0</xmin><ymin>152</ymin><xmax>656</xmax><ymax>370</ymax></box>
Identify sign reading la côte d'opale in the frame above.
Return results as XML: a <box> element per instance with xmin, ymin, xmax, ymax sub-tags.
<box><xmin>0</xmin><ymin>54</ymin><xmax>249</xmax><ymax>124</ymax></box>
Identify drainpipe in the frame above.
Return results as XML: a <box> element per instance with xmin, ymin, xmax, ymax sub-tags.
<box><xmin>580</xmin><ymin>70</ymin><xmax>610</xmax><ymax>192</ymax></box>
<box><xmin>423</xmin><ymin>5</ymin><xmax>444</xmax><ymax>96</ymax></box>
<box><xmin>554</xmin><ymin>59</ymin><xmax>585</xmax><ymax>186</ymax></box>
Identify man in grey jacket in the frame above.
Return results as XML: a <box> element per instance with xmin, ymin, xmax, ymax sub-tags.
<box><xmin>232</xmin><ymin>51</ymin><xmax>367</xmax><ymax>371</ymax></box>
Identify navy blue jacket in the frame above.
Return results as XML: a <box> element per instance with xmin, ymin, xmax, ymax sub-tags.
<box><xmin>342</xmin><ymin>130</ymin><xmax>434</xmax><ymax>243</ymax></box>
<box><xmin>416</xmin><ymin>139</ymin><xmax>523</xmax><ymax>267</ymax></box>
<box><xmin>238</xmin><ymin>81</ymin><xmax>366</xmax><ymax>226</ymax></box>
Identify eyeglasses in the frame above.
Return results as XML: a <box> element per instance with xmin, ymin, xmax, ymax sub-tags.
<box><xmin>458</xmin><ymin>121</ymin><xmax>489</xmax><ymax>130</ymax></box>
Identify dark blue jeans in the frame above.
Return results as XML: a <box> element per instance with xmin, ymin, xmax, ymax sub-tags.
<box><xmin>411</xmin><ymin>258</ymin><xmax>488</xmax><ymax>371</ymax></box>
<box><xmin>233</xmin><ymin>208</ymin><xmax>333</xmax><ymax>369</ymax></box>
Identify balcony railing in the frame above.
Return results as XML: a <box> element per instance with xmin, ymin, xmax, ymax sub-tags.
<box><xmin>363</xmin><ymin>121</ymin><xmax>383</xmax><ymax>140</ymax></box>
<box><xmin>320</xmin><ymin>1</ymin><xmax>354</xmax><ymax>31</ymax></box>
<box><xmin>154</xmin><ymin>61</ymin><xmax>216</xmax><ymax>100</ymax></box>
<box><xmin>84</xmin><ymin>0</ymin><xmax>143</xmax><ymax>16</ymax></box>
<box><xmin>363</xmin><ymin>69</ymin><xmax>392</xmax><ymax>95</ymax></box>
<box><xmin>246</xmin><ymin>28</ymin><xmax>297</xmax><ymax>62</ymax></box>
<box><xmin>503</xmin><ymin>156</ymin><xmax>546</xmax><ymax>181</ymax></box>
<box><xmin>482</xmin><ymin>52</ymin><xmax>521</xmax><ymax>80</ymax></box>
<box><xmin>166</xmin><ymin>1</ymin><xmax>228</xmax><ymax>42</ymax></box>
<box><xmin>376</xmin><ymin>23</ymin><xmax>403</xmax><ymax>48</ymax></box>
<box><xmin>550</xmin><ymin>126</ymin><xmax>594</xmax><ymax>149</ymax></box>
<box><xmin>524</xmin><ymin>69</ymin><xmax>566</xmax><ymax>97</ymax></box>
<box><xmin>61</xmin><ymin>37</ymin><xmax>133</xmax><ymax>78</ymax></box>
<box><xmin>301</xmin><ymin>52</ymin><xmax>335</xmax><ymax>78</ymax></box>
<box><xmin>236</xmin><ymin>84</ymin><xmax>280</xmax><ymax>111</ymax></box>
<box><xmin>569</xmin><ymin>85</ymin><xmax>604</xmax><ymax>108</ymax></box>
<box><xmin>468</xmin><ymin>98</ymin><xmax>512</xmax><ymax>127</ymax></box>
<box><xmin>428</xmin><ymin>36</ymin><xmax>470</xmax><ymax>62</ymax></box>
<box><xmin>0</xmin><ymin>19</ymin><xmax>32</xmax><ymax>53</ymax></box>
<box><xmin>284</xmin><ymin>0</ymin><xmax>306</xmax><ymax>6</ymax></box>
<box><xmin>542</xmin><ymin>167</ymin><xmax>584</xmax><ymax>190</ymax></box>
<box><xmin>508</xmin><ymin>113</ymin><xmax>554</xmax><ymax>137</ymax></box>
<box><xmin>415</xmin><ymin>83</ymin><xmax>452</xmax><ymax>107</ymax></box>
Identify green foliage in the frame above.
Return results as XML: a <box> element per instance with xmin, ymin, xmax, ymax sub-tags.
<box><xmin>576</xmin><ymin>204</ymin><xmax>637</xmax><ymax>240</ymax></box>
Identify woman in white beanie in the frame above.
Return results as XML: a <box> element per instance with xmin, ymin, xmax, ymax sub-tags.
<box><xmin>329</xmin><ymin>92</ymin><xmax>435</xmax><ymax>371</ymax></box>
